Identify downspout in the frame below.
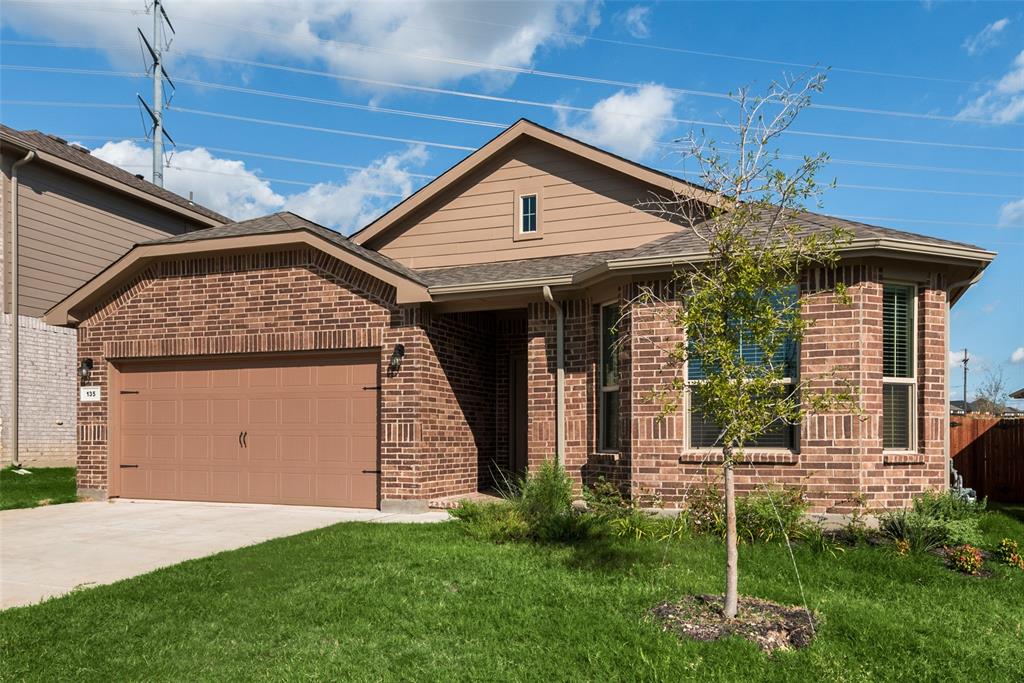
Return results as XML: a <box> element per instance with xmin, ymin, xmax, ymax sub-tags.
<box><xmin>542</xmin><ymin>286</ymin><xmax>565</xmax><ymax>466</ymax></box>
<box><xmin>944</xmin><ymin>271</ymin><xmax>984</xmax><ymax>491</ymax></box>
<box><xmin>9</xmin><ymin>150</ymin><xmax>37</xmax><ymax>468</ymax></box>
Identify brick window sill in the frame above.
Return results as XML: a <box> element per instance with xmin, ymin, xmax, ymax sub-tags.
<box><xmin>679</xmin><ymin>451</ymin><xmax>799</xmax><ymax>465</ymax></box>
<box><xmin>882</xmin><ymin>453</ymin><xmax>926</xmax><ymax>465</ymax></box>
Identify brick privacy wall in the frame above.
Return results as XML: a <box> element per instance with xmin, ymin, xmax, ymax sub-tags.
<box><xmin>0</xmin><ymin>314</ymin><xmax>77</xmax><ymax>466</ymax></box>
<box><xmin>627</xmin><ymin>266</ymin><xmax>949</xmax><ymax>514</ymax></box>
<box><xmin>74</xmin><ymin>248</ymin><xmax>487</xmax><ymax>502</ymax></box>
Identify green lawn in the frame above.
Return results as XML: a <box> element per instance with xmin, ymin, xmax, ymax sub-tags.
<box><xmin>1</xmin><ymin>511</ymin><xmax>1021</xmax><ymax>682</ymax></box>
<box><xmin>0</xmin><ymin>467</ymin><xmax>79</xmax><ymax>511</ymax></box>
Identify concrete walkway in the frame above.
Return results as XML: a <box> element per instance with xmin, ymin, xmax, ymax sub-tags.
<box><xmin>0</xmin><ymin>499</ymin><xmax>448</xmax><ymax>610</ymax></box>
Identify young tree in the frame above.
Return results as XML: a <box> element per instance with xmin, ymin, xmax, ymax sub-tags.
<box><xmin>973</xmin><ymin>368</ymin><xmax>1008</xmax><ymax>415</ymax></box>
<box><xmin>641</xmin><ymin>72</ymin><xmax>856</xmax><ymax>618</ymax></box>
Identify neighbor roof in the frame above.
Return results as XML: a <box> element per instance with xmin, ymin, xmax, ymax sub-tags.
<box><xmin>1</xmin><ymin>124</ymin><xmax>228</xmax><ymax>225</ymax></box>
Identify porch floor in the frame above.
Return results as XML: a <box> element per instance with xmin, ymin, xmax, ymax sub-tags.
<box><xmin>427</xmin><ymin>490</ymin><xmax>504</xmax><ymax>510</ymax></box>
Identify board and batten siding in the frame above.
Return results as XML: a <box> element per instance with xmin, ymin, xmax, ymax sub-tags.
<box><xmin>373</xmin><ymin>139</ymin><xmax>684</xmax><ymax>269</ymax></box>
<box><xmin>2</xmin><ymin>158</ymin><xmax>202</xmax><ymax>318</ymax></box>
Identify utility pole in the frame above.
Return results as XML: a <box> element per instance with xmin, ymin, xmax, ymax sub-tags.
<box><xmin>961</xmin><ymin>348</ymin><xmax>969</xmax><ymax>414</ymax></box>
<box><xmin>138</xmin><ymin>0</ymin><xmax>175</xmax><ymax>187</ymax></box>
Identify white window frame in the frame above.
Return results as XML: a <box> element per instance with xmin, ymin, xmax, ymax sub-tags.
<box><xmin>518</xmin><ymin>193</ymin><xmax>538</xmax><ymax>234</ymax></box>
<box><xmin>882</xmin><ymin>281</ymin><xmax>918</xmax><ymax>454</ymax></box>
<box><xmin>599</xmin><ymin>301</ymin><xmax>621</xmax><ymax>453</ymax></box>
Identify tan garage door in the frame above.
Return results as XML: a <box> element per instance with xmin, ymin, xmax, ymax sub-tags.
<box><xmin>113</xmin><ymin>353</ymin><xmax>379</xmax><ymax>508</ymax></box>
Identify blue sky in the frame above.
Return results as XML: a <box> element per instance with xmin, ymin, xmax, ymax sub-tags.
<box><xmin>1</xmin><ymin>0</ymin><xmax>1022</xmax><ymax>403</ymax></box>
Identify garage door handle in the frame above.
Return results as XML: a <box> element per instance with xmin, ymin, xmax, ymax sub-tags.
<box><xmin>242</xmin><ymin>431</ymin><xmax>248</xmax><ymax>448</ymax></box>
<box><xmin>362</xmin><ymin>469</ymin><xmax>381</xmax><ymax>474</ymax></box>
<box><xmin>120</xmin><ymin>464</ymin><xmax>139</xmax><ymax>469</ymax></box>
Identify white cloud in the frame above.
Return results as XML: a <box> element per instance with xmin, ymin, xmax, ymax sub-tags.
<box><xmin>998</xmin><ymin>198</ymin><xmax>1024</xmax><ymax>228</ymax></box>
<box><xmin>619</xmin><ymin>5</ymin><xmax>651</xmax><ymax>39</ymax></box>
<box><xmin>558</xmin><ymin>84</ymin><xmax>678</xmax><ymax>158</ymax></box>
<box><xmin>90</xmin><ymin>140</ymin><xmax>427</xmax><ymax>233</ymax></box>
<box><xmin>957</xmin><ymin>49</ymin><xmax>1024</xmax><ymax>123</ymax></box>
<box><xmin>963</xmin><ymin>17</ymin><xmax>1011</xmax><ymax>56</ymax></box>
<box><xmin>949</xmin><ymin>350</ymin><xmax>969</xmax><ymax>369</ymax></box>
<box><xmin>1</xmin><ymin>1</ymin><xmax>599</xmax><ymax>91</ymax></box>
<box><xmin>1012</xmin><ymin>347</ymin><xmax>1024</xmax><ymax>364</ymax></box>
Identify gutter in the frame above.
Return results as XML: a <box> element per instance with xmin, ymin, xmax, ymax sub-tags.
<box><xmin>944</xmin><ymin>271</ymin><xmax>984</xmax><ymax>490</ymax></box>
<box><xmin>542</xmin><ymin>286</ymin><xmax>565</xmax><ymax>466</ymax></box>
<box><xmin>9</xmin><ymin>149</ymin><xmax>37</xmax><ymax>468</ymax></box>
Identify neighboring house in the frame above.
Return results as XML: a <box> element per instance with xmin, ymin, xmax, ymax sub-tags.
<box><xmin>1</xmin><ymin>124</ymin><xmax>226</xmax><ymax>466</ymax></box>
<box><xmin>951</xmin><ymin>400</ymin><xmax>1024</xmax><ymax>417</ymax></box>
<box><xmin>43</xmin><ymin>120</ymin><xmax>994</xmax><ymax>513</ymax></box>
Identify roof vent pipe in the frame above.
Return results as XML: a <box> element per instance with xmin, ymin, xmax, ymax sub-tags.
<box><xmin>9</xmin><ymin>149</ymin><xmax>37</xmax><ymax>468</ymax></box>
<box><xmin>542</xmin><ymin>286</ymin><xmax>565</xmax><ymax>466</ymax></box>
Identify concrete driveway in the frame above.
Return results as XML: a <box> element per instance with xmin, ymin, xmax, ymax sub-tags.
<box><xmin>1</xmin><ymin>499</ymin><xmax>448</xmax><ymax>610</ymax></box>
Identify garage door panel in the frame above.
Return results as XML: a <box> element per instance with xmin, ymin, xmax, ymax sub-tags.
<box><xmin>115</xmin><ymin>354</ymin><xmax>379</xmax><ymax>508</ymax></box>
<box><xmin>247</xmin><ymin>433</ymin><xmax>279</xmax><ymax>462</ymax></box>
<box><xmin>248</xmin><ymin>399</ymin><xmax>278</xmax><ymax>424</ymax></box>
<box><xmin>180</xmin><ymin>470</ymin><xmax>211</xmax><ymax>497</ymax></box>
<box><xmin>317</xmin><ymin>398</ymin><xmax>351</xmax><ymax>424</ymax></box>
<box><xmin>123</xmin><ymin>401</ymin><xmax>149</xmax><ymax>425</ymax></box>
<box><xmin>282</xmin><ymin>398</ymin><xmax>313</xmax><ymax>424</ymax></box>
<box><xmin>181</xmin><ymin>400</ymin><xmax>210</xmax><ymax>425</ymax></box>
<box><xmin>211</xmin><ymin>399</ymin><xmax>241</xmax><ymax>425</ymax></box>
<box><xmin>149</xmin><ymin>401</ymin><xmax>178</xmax><ymax>424</ymax></box>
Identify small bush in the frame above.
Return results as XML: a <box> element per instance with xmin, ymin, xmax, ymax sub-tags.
<box><xmin>681</xmin><ymin>481</ymin><xmax>807</xmax><ymax>543</ymax></box>
<box><xmin>994</xmin><ymin>538</ymin><xmax>1024</xmax><ymax>570</ymax></box>
<box><xmin>913</xmin><ymin>490</ymin><xmax>986</xmax><ymax>521</ymax></box>
<box><xmin>796</xmin><ymin>524</ymin><xmax>845</xmax><ymax>557</ymax></box>
<box><xmin>878</xmin><ymin>509</ymin><xmax>947</xmax><ymax>554</ymax></box>
<box><xmin>449</xmin><ymin>500</ymin><xmax>529</xmax><ymax>543</ymax></box>
<box><xmin>947</xmin><ymin>544</ymin><xmax>984</xmax><ymax>575</ymax></box>
<box><xmin>684</xmin><ymin>482</ymin><xmax>725</xmax><ymax>536</ymax></box>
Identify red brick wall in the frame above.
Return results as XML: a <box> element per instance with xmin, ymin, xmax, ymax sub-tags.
<box><xmin>626</xmin><ymin>265</ymin><xmax>949</xmax><ymax>513</ymax></box>
<box><xmin>75</xmin><ymin>248</ymin><xmax>487</xmax><ymax>503</ymax></box>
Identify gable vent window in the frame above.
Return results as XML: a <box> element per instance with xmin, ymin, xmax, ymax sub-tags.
<box><xmin>882</xmin><ymin>283</ymin><xmax>917</xmax><ymax>451</ymax></box>
<box><xmin>520</xmin><ymin>194</ymin><xmax>538</xmax><ymax>233</ymax></box>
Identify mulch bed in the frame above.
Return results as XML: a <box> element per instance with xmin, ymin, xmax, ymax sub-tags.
<box><xmin>651</xmin><ymin>594</ymin><xmax>817</xmax><ymax>653</ymax></box>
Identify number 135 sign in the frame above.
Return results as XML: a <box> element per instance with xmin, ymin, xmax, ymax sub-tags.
<box><xmin>80</xmin><ymin>386</ymin><xmax>101</xmax><ymax>402</ymax></box>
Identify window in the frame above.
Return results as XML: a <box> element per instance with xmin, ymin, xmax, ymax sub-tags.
<box><xmin>520</xmin><ymin>194</ymin><xmax>537</xmax><ymax>233</ymax></box>
<box><xmin>600</xmin><ymin>303</ymin><xmax>620</xmax><ymax>451</ymax></box>
<box><xmin>883</xmin><ymin>283</ymin><xmax>916</xmax><ymax>451</ymax></box>
<box><xmin>686</xmin><ymin>289</ymin><xmax>799</xmax><ymax>450</ymax></box>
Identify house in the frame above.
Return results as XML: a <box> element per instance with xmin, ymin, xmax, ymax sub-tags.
<box><xmin>42</xmin><ymin>119</ymin><xmax>995</xmax><ymax>513</ymax></box>
<box><xmin>1</xmin><ymin>124</ymin><xmax>226</xmax><ymax>466</ymax></box>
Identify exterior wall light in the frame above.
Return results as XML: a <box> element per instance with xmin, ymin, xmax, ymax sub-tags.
<box><xmin>388</xmin><ymin>344</ymin><xmax>406</xmax><ymax>374</ymax></box>
<box><xmin>78</xmin><ymin>358</ymin><xmax>94</xmax><ymax>383</ymax></box>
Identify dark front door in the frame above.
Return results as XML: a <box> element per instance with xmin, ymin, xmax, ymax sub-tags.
<box><xmin>509</xmin><ymin>353</ymin><xmax>529</xmax><ymax>476</ymax></box>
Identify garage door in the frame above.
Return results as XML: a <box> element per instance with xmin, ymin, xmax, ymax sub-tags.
<box><xmin>113</xmin><ymin>354</ymin><xmax>379</xmax><ymax>508</ymax></box>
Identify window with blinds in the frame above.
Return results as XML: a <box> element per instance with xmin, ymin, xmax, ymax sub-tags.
<box><xmin>686</xmin><ymin>289</ymin><xmax>799</xmax><ymax>449</ymax></box>
<box><xmin>600</xmin><ymin>303</ymin><xmax>621</xmax><ymax>451</ymax></box>
<box><xmin>882</xmin><ymin>283</ymin><xmax>916</xmax><ymax>451</ymax></box>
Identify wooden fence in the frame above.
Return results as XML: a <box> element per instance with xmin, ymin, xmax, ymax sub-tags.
<box><xmin>950</xmin><ymin>417</ymin><xmax>1024</xmax><ymax>503</ymax></box>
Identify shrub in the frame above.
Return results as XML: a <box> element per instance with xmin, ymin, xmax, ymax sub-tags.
<box><xmin>878</xmin><ymin>509</ymin><xmax>947</xmax><ymax>554</ymax></box>
<box><xmin>682</xmin><ymin>481</ymin><xmax>808</xmax><ymax>543</ymax></box>
<box><xmin>994</xmin><ymin>538</ymin><xmax>1024</xmax><ymax>570</ymax></box>
<box><xmin>947</xmin><ymin>544</ymin><xmax>984</xmax><ymax>575</ymax></box>
<box><xmin>796</xmin><ymin>524</ymin><xmax>845</xmax><ymax>557</ymax></box>
<box><xmin>912</xmin><ymin>490</ymin><xmax>986</xmax><ymax>521</ymax></box>
<box><xmin>449</xmin><ymin>500</ymin><xmax>529</xmax><ymax>543</ymax></box>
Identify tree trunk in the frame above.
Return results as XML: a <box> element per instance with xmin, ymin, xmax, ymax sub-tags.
<box><xmin>723</xmin><ymin>446</ymin><xmax>739</xmax><ymax>618</ymax></box>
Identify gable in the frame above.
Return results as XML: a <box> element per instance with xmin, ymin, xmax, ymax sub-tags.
<box><xmin>370</xmin><ymin>138</ymin><xmax>694</xmax><ymax>270</ymax></box>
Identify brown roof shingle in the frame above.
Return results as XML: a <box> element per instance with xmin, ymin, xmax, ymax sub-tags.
<box><xmin>0</xmin><ymin>124</ymin><xmax>228</xmax><ymax>224</ymax></box>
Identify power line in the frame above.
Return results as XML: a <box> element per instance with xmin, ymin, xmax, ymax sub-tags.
<box><xmin>170</xmin><ymin>14</ymin><xmax>1011</xmax><ymax>127</ymax></box>
<box><xmin>0</xmin><ymin>36</ymin><xmax>1008</xmax><ymax>127</ymax></box>
<box><xmin>8</xmin><ymin>97</ymin><xmax>1023</xmax><ymax>195</ymax></box>
<box><xmin>5</xmin><ymin>62</ymin><xmax>1022</xmax><ymax>155</ymax></box>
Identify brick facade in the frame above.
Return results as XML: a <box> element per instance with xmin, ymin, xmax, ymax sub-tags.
<box><xmin>626</xmin><ymin>265</ymin><xmax>949</xmax><ymax>514</ymax></box>
<box><xmin>73</xmin><ymin>246</ymin><xmax>949</xmax><ymax>512</ymax></box>
<box><xmin>0</xmin><ymin>314</ymin><xmax>77</xmax><ymax>466</ymax></box>
<box><xmin>73</xmin><ymin>248</ymin><xmax>491</xmax><ymax>504</ymax></box>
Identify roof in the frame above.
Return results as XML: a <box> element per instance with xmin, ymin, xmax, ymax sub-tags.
<box><xmin>420</xmin><ymin>249</ymin><xmax>633</xmax><ymax>289</ymax></box>
<box><xmin>350</xmin><ymin>118</ymin><xmax>722</xmax><ymax>248</ymax></box>
<box><xmin>1</xmin><ymin>124</ymin><xmax>228</xmax><ymax>225</ymax></box>
<box><xmin>148</xmin><ymin>212</ymin><xmax>426</xmax><ymax>285</ymax></box>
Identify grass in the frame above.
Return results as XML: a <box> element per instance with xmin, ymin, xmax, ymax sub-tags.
<box><xmin>0</xmin><ymin>467</ymin><xmax>79</xmax><ymax>510</ymax></box>
<box><xmin>0</xmin><ymin>511</ymin><xmax>1021</xmax><ymax>681</ymax></box>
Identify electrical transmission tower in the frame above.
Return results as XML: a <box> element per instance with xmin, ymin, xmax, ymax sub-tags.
<box><xmin>137</xmin><ymin>0</ymin><xmax>175</xmax><ymax>187</ymax></box>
